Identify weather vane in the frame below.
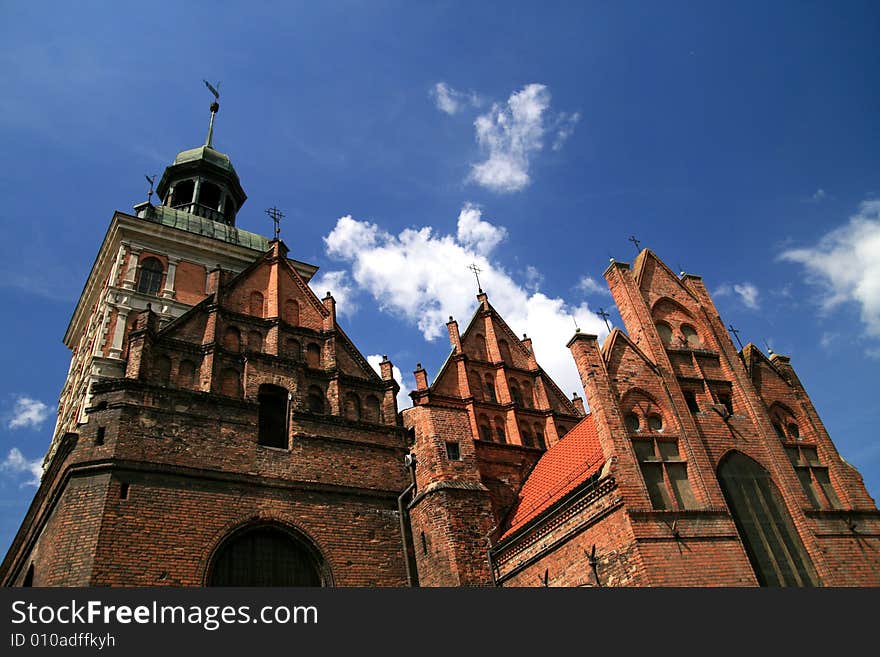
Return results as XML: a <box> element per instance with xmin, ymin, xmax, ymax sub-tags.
<box><xmin>265</xmin><ymin>207</ymin><xmax>284</xmax><ymax>240</ymax></box>
<box><xmin>467</xmin><ymin>262</ymin><xmax>483</xmax><ymax>293</ymax></box>
<box><xmin>203</xmin><ymin>79</ymin><xmax>221</xmax><ymax>147</ymax></box>
<box><xmin>144</xmin><ymin>174</ymin><xmax>156</xmax><ymax>204</ymax></box>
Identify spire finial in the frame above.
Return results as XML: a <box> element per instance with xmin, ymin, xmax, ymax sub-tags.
<box><xmin>596</xmin><ymin>307</ymin><xmax>612</xmax><ymax>332</ymax></box>
<box><xmin>203</xmin><ymin>79</ymin><xmax>221</xmax><ymax>147</ymax></box>
<box><xmin>144</xmin><ymin>174</ymin><xmax>156</xmax><ymax>204</ymax></box>
<box><xmin>628</xmin><ymin>235</ymin><xmax>642</xmax><ymax>253</ymax></box>
<box><xmin>265</xmin><ymin>207</ymin><xmax>284</xmax><ymax>240</ymax></box>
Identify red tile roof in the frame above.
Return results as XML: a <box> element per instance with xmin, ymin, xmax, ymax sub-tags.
<box><xmin>501</xmin><ymin>415</ymin><xmax>605</xmax><ymax>540</ymax></box>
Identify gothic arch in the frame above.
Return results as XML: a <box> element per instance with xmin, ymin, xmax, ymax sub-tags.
<box><xmin>717</xmin><ymin>450</ymin><xmax>819</xmax><ymax>587</ymax></box>
<box><xmin>204</xmin><ymin>519</ymin><xmax>332</xmax><ymax>587</ymax></box>
<box><xmin>650</xmin><ymin>296</ymin><xmax>695</xmax><ymax>319</ymax></box>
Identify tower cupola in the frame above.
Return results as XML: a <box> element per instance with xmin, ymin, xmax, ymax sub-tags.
<box><xmin>155</xmin><ymin>88</ymin><xmax>247</xmax><ymax>226</ymax></box>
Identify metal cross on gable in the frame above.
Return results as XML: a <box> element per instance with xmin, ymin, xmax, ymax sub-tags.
<box><xmin>728</xmin><ymin>324</ymin><xmax>744</xmax><ymax>351</ymax></box>
<box><xmin>628</xmin><ymin>235</ymin><xmax>642</xmax><ymax>252</ymax></box>
<box><xmin>265</xmin><ymin>207</ymin><xmax>284</xmax><ymax>240</ymax></box>
<box><xmin>597</xmin><ymin>307</ymin><xmax>612</xmax><ymax>333</ymax></box>
<box><xmin>467</xmin><ymin>262</ymin><xmax>483</xmax><ymax>293</ymax></box>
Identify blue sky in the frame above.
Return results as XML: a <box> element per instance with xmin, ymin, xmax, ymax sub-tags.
<box><xmin>1</xmin><ymin>1</ymin><xmax>879</xmax><ymax>555</ymax></box>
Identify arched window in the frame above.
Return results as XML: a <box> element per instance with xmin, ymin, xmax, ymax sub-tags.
<box><xmin>718</xmin><ymin>452</ymin><xmax>819</xmax><ymax>586</ymax></box>
<box><xmin>219</xmin><ymin>368</ymin><xmax>241</xmax><ymax>398</ymax></box>
<box><xmin>249</xmin><ymin>291</ymin><xmax>265</xmax><ymax>316</ymax></box>
<box><xmin>137</xmin><ymin>257</ymin><xmax>164</xmax><ymax>295</ymax></box>
<box><xmin>625</xmin><ymin>413</ymin><xmax>640</xmax><ymax>433</ymax></box>
<box><xmin>468</xmin><ymin>372</ymin><xmax>483</xmax><ymax>401</ymax></box>
<box><xmin>153</xmin><ymin>355</ymin><xmax>171</xmax><ymax>386</ymax></box>
<box><xmin>484</xmin><ymin>374</ymin><xmax>497</xmax><ymax>403</ymax></box>
<box><xmin>208</xmin><ymin>525</ymin><xmax>323</xmax><ymax>587</ymax></box>
<box><xmin>223</xmin><ymin>327</ymin><xmax>241</xmax><ymax>352</ymax></box>
<box><xmin>247</xmin><ymin>330</ymin><xmax>263</xmax><ymax>353</ymax></box>
<box><xmin>285</xmin><ymin>338</ymin><xmax>301</xmax><ymax>360</ymax></box>
<box><xmin>681</xmin><ymin>324</ymin><xmax>701</xmax><ymax>348</ymax></box>
<box><xmin>306</xmin><ymin>386</ymin><xmax>325</xmax><ymax>414</ymax></box>
<box><xmin>509</xmin><ymin>380</ymin><xmax>523</xmax><ymax>406</ymax></box>
<box><xmin>787</xmin><ymin>423</ymin><xmax>800</xmax><ymax>440</ymax></box>
<box><xmin>534</xmin><ymin>423</ymin><xmax>546</xmax><ymax>450</ymax></box>
<box><xmin>648</xmin><ymin>414</ymin><xmax>664</xmax><ymax>432</ymax></box>
<box><xmin>521</xmin><ymin>381</ymin><xmax>533</xmax><ymax>408</ymax></box>
<box><xmin>178</xmin><ymin>359</ymin><xmax>196</xmax><ymax>389</ymax></box>
<box><xmin>258</xmin><ymin>385</ymin><xmax>288</xmax><ymax>448</ymax></box>
<box><xmin>478</xmin><ymin>414</ymin><xmax>492</xmax><ymax>442</ymax></box>
<box><xmin>343</xmin><ymin>393</ymin><xmax>361</xmax><ymax>421</ymax></box>
<box><xmin>633</xmin><ymin>438</ymin><xmax>696</xmax><ymax>510</ymax></box>
<box><xmin>498</xmin><ymin>339</ymin><xmax>513</xmax><ymax>364</ymax></box>
<box><xmin>655</xmin><ymin>322</ymin><xmax>673</xmax><ymax>345</ymax></box>
<box><xmin>773</xmin><ymin>422</ymin><xmax>786</xmax><ymax>440</ymax></box>
<box><xmin>521</xmin><ymin>427</ymin><xmax>534</xmax><ymax>447</ymax></box>
<box><xmin>306</xmin><ymin>343</ymin><xmax>321</xmax><ymax>369</ymax></box>
<box><xmin>170</xmin><ymin>179</ymin><xmax>195</xmax><ymax>208</ymax></box>
<box><xmin>284</xmin><ymin>299</ymin><xmax>300</xmax><ymax>326</ymax></box>
<box><xmin>494</xmin><ymin>417</ymin><xmax>507</xmax><ymax>444</ymax></box>
<box><xmin>473</xmin><ymin>334</ymin><xmax>487</xmax><ymax>360</ymax></box>
<box><xmin>364</xmin><ymin>395</ymin><xmax>381</xmax><ymax>423</ymax></box>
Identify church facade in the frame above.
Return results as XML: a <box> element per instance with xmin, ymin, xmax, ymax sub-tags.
<box><xmin>2</xmin><ymin>106</ymin><xmax>878</xmax><ymax>587</ymax></box>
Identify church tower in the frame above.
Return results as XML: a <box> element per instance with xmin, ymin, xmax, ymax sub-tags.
<box><xmin>1</xmin><ymin>99</ymin><xmax>410</xmax><ymax>587</ymax></box>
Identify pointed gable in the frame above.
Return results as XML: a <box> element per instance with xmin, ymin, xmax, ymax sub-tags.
<box><xmin>633</xmin><ymin>249</ymin><xmax>700</xmax><ymax>312</ymax></box>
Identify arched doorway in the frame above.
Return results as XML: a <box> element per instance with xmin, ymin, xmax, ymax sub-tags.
<box><xmin>717</xmin><ymin>451</ymin><xmax>819</xmax><ymax>587</ymax></box>
<box><xmin>207</xmin><ymin>524</ymin><xmax>325</xmax><ymax>586</ymax></box>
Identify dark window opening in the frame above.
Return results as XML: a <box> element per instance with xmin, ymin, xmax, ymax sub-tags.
<box><xmin>285</xmin><ymin>338</ymin><xmax>301</xmax><ymax>360</ymax></box>
<box><xmin>718</xmin><ymin>393</ymin><xmax>734</xmax><ymax>416</ymax></box>
<box><xmin>169</xmin><ymin>179</ymin><xmax>195</xmax><ymax>207</ymax></box>
<box><xmin>683</xmin><ymin>390</ymin><xmax>699</xmax><ymax>413</ymax></box>
<box><xmin>509</xmin><ymin>382</ymin><xmax>523</xmax><ymax>406</ymax></box>
<box><xmin>223</xmin><ymin>327</ymin><xmax>241</xmax><ymax>352</ymax></box>
<box><xmin>787</xmin><ymin>423</ymin><xmax>800</xmax><ymax>440</ymax></box>
<box><xmin>364</xmin><ymin>396</ymin><xmax>381</xmax><ymax>423</ymax></box>
<box><xmin>498</xmin><ymin>339</ymin><xmax>513</xmax><ymax>364</ymax></box>
<box><xmin>785</xmin><ymin>445</ymin><xmax>841</xmax><ymax>510</ymax></box>
<box><xmin>306</xmin><ymin>386</ymin><xmax>325</xmax><ymax>414</ymax></box>
<box><xmin>521</xmin><ymin>429</ymin><xmax>533</xmax><ymax>447</ymax></box>
<box><xmin>445</xmin><ymin>442</ymin><xmax>461</xmax><ymax>460</ymax></box>
<box><xmin>95</xmin><ymin>426</ymin><xmax>105</xmax><ymax>446</ymax></box>
<box><xmin>494</xmin><ymin>418</ymin><xmax>506</xmax><ymax>444</ymax></box>
<box><xmin>625</xmin><ymin>413</ymin><xmax>640</xmax><ymax>433</ymax></box>
<box><xmin>220</xmin><ymin>368</ymin><xmax>241</xmax><ymax>398</ymax></box>
<box><xmin>247</xmin><ymin>330</ymin><xmax>263</xmax><ymax>353</ymax></box>
<box><xmin>258</xmin><ymin>385</ymin><xmax>288</xmax><ymax>449</ymax></box>
<box><xmin>198</xmin><ymin>181</ymin><xmax>222</xmax><ymax>209</ymax></box>
<box><xmin>718</xmin><ymin>452</ymin><xmax>819</xmax><ymax>586</ymax></box>
<box><xmin>421</xmin><ymin>532</ymin><xmax>428</xmax><ymax>555</ymax></box>
<box><xmin>484</xmin><ymin>375</ymin><xmax>497</xmax><ymax>403</ymax></box>
<box><xmin>344</xmin><ymin>393</ymin><xmax>361</xmax><ymax>422</ymax></box>
<box><xmin>648</xmin><ymin>414</ymin><xmax>664</xmax><ymax>432</ymax></box>
<box><xmin>534</xmin><ymin>426</ymin><xmax>546</xmax><ymax>450</ymax></box>
<box><xmin>479</xmin><ymin>425</ymin><xmax>492</xmax><ymax>441</ymax></box>
<box><xmin>120</xmin><ymin>482</ymin><xmax>130</xmax><ymax>500</ymax></box>
<box><xmin>208</xmin><ymin>526</ymin><xmax>323</xmax><ymax>587</ymax></box>
<box><xmin>633</xmin><ymin>438</ymin><xmax>696</xmax><ymax>510</ymax></box>
<box><xmin>136</xmin><ymin>257</ymin><xmax>164</xmax><ymax>296</ymax></box>
<box><xmin>655</xmin><ymin>322</ymin><xmax>673</xmax><ymax>345</ymax></box>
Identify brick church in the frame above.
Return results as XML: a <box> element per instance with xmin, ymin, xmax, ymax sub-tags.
<box><xmin>2</xmin><ymin>102</ymin><xmax>878</xmax><ymax>587</ymax></box>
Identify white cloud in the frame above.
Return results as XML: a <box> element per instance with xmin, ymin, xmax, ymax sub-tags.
<box><xmin>367</xmin><ymin>355</ymin><xmax>413</xmax><ymax>410</ymax></box>
<box><xmin>713</xmin><ymin>282</ymin><xmax>760</xmax><ymax>310</ymax></box>
<box><xmin>455</xmin><ymin>203</ymin><xmax>507</xmax><ymax>255</ymax></box>
<box><xmin>524</xmin><ymin>265</ymin><xmax>543</xmax><ymax>293</ymax></box>
<box><xmin>552</xmin><ymin>112</ymin><xmax>581</xmax><ymax>151</ymax></box>
<box><xmin>781</xmin><ymin>200</ymin><xmax>880</xmax><ymax>340</ymax></box>
<box><xmin>1</xmin><ymin>447</ymin><xmax>42</xmax><ymax>486</ymax></box>
<box><xmin>819</xmin><ymin>332</ymin><xmax>838</xmax><ymax>350</ymax></box>
<box><xmin>7</xmin><ymin>396</ymin><xmax>52</xmax><ymax>430</ymax></box>
<box><xmin>430</xmin><ymin>82</ymin><xmax>481</xmax><ymax>116</ymax></box>
<box><xmin>577</xmin><ymin>276</ymin><xmax>610</xmax><ymax>297</ymax></box>
<box><xmin>812</xmin><ymin>188</ymin><xmax>827</xmax><ymax>202</ymax></box>
<box><xmin>469</xmin><ymin>83</ymin><xmax>578</xmax><ymax>193</ymax></box>
<box><xmin>324</xmin><ymin>206</ymin><xmax>608</xmax><ymax>397</ymax></box>
<box><xmin>310</xmin><ymin>270</ymin><xmax>357</xmax><ymax>318</ymax></box>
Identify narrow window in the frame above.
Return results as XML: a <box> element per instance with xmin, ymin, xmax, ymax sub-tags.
<box><xmin>344</xmin><ymin>393</ymin><xmax>361</xmax><ymax>421</ymax></box>
<box><xmin>718</xmin><ymin>393</ymin><xmax>734</xmax><ymax>416</ymax></box>
<box><xmin>284</xmin><ymin>299</ymin><xmax>300</xmax><ymax>326</ymax></box>
<box><xmin>625</xmin><ymin>413</ymin><xmax>640</xmax><ymax>433</ymax></box>
<box><xmin>509</xmin><ymin>381</ymin><xmax>523</xmax><ymax>406</ymax></box>
<box><xmin>258</xmin><ymin>385</ymin><xmax>288</xmax><ymax>448</ymax></box>
<box><xmin>521</xmin><ymin>428</ymin><xmax>533</xmax><ymax>447</ymax></box>
<box><xmin>306</xmin><ymin>386</ymin><xmax>325</xmax><ymax>414</ymax></box>
<box><xmin>247</xmin><ymin>330</ymin><xmax>263</xmax><ymax>352</ymax></box>
<box><xmin>655</xmin><ymin>322</ymin><xmax>673</xmax><ymax>345</ymax></box>
<box><xmin>198</xmin><ymin>181</ymin><xmax>221</xmax><ymax>210</ymax></box>
<box><xmin>306</xmin><ymin>343</ymin><xmax>321</xmax><ymax>369</ymax></box>
<box><xmin>787</xmin><ymin>423</ymin><xmax>800</xmax><ymax>440</ymax></box>
<box><xmin>785</xmin><ymin>445</ymin><xmax>841</xmax><ymax>510</ymax></box>
<box><xmin>498</xmin><ymin>339</ymin><xmax>513</xmax><ymax>364</ymax></box>
<box><xmin>136</xmin><ymin>257</ymin><xmax>164</xmax><ymax>296</ymax></box>
<box><xmin>421</xmin><ymin>532</ymin><xmax>428</xmax><ymax>555</ymax></box>
<box><xmin>534</xmin><ymin>424</ymin><xmax>546</xmax><ymax>450</ymax></box>
<box><xmin>170</xmin><ymin>179</ymin><xmax>195</xmax><ymax>207</ymax></box>
<box><xmin>219</xmin><ymin>368</ymin><xmax>241</xmax><ymax>397</ymax></box>
<box><xmin>445</xmin><ymin>442</ymin><xmax>461</xmax><ymax>460</ymax></box>
<box><xmin>633</xmin><ymin>438</ymin><xmax>696</xmax><ymax>510</ymax></box>
<box><xmin>484</xmin><ymin>374</ymin><xmax>497</xmax><ymax>403</ymax></box>
<box><xmin>95</xmin><ymin>426</ymin><xmax>106</xmax><ymax>446</ymax></box>
<box><xmin>285</xmin><ymin>338</ymin><xmax>301</xmax><ymax>360</ymax></box>
<box><xmin>473</xmin><ymin>334</ymin><xmax>487</xmax><ymax>360</ymax></box>
<box><xmin>248</xmin><ymin>291</ymin><xmax>265</xmax><ymax>316</ymax></box>
<box><xmin>120</xmin><ymin>482</ymin><xmax>130</xmax><ymax>500</ymax></box>
<box><xmin>684</xmin><ymin>390</ymin><xmax>699</xmax><ymax>413</ymax></box>
<box><xmin>223</xmin><ymin>327</ymin><xmax>241</xmax><ymax>352</ymax></box>
<box><xmin>494</xmin><ymin>417</ymin><xmax>506</xmax><ymax>443</ymax></box>
<box><xmin>364</xmin><ymin>395</ymin><xmax>382</xmax><ymax>423</ymax></box>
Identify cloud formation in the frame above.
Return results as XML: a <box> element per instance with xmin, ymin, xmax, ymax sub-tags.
<box><xmin>469</xmin><ymin>84</ymin><xmax>578</xmax><ymax>193</ymax></box>
<box><xmin>310</xmin><ymin>270</ymin><xmax>357</xmax><ymax>318</ymax></box>
<box><xmin>577</xmin><ymin>276</ymin><xmax>610</xmax><ymax>297</ymax></box>
<box><xmin>324</xmin><ymin>206</ymin><xmax>607</xmax><ymax>396</ymax></box>
<box><xmin>781</xmin><ymin>199</ymin><xmax>880</xmax><ymax>340</ymax></box>
<box><xmin>367</xmin><ymin>355</ymin><xmax>413</xmax><ymax>411</ymax></box>
<box><xmin>713</xmin><ymin>282</ymin><xmax>760</xmax><ymax>310</ymax></box>
<box><xmin>1</xmin><ymin>448</ymin><xmax>42</xmax><ymax>486</ymax></box>
<box><xmin>7</xmin><ymin>396</ymin><xmax>52</xmax><ymax>430</ymax></box>
<box><xmin>430</xmin><ymin>82</ymin><xmax>481</xmax><ymax>115</ymax></box>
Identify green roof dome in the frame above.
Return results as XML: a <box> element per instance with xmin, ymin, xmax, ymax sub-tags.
<box><xmin>172</xmin><ymin>145</ymin><xmax>235</xmax><ymax>172</ymax></box>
